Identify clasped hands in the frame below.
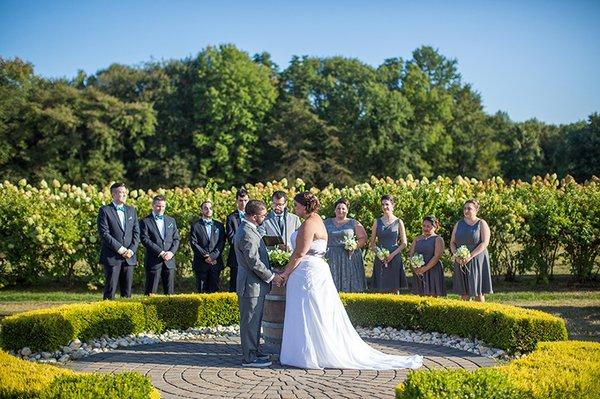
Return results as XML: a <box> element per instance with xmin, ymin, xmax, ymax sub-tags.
<box><xmin>160</xmin><ymin>251</ymin><xmax>175</xmax><ymax>261</ymax></box>
<box><xmin>119</xmin><ymin>247</ymin><xmax>134</xmax><ymax>259</ymax></box>
<box><xmin>203</xmin><ymin>254</ymin><xmax>218</xmax><ymax>265</ymax></box>
<box><xmin>273</xmin><ymin>273</ymin><xmax>288</xmax><ymax>287</ymax></box>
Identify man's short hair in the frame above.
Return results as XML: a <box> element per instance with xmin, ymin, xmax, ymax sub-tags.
<box><xmin>200</xmin><ymin>200</ymin><xmax>212</xmax><ymax>209</ymax></box>
<box><xmin>110</xmin><ymin>182</ymin><xmax>126</xmax><ymax>194</ymax></box>
<box><xmin>272</xmin><ymin>191</ymin><xmax>287</xmax><ymax>201</ymax></box>
<box><xmin>236</xmin><ymin>188</ymin><xmax>249</xmax><ymax>199</ymax></box>
<box><xmin>153</xmin><ymin>195</ymin><xmax>166</xmax><ymax>204</ymax></box>
<box><xmin>245</xmin><ymin>200</ymin><xmax>266</xmax><ymax>216</ymax></box>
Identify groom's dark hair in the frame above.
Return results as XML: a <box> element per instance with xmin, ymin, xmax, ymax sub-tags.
<box><xmin>245</xmin><ymin>200</ymin><xmax>266</xmax><ymax>216</ymax></box>
<box><xmin>272</xmin><ymin>191</ymin><xmax>287</xmax><ymax>201</ymax></box>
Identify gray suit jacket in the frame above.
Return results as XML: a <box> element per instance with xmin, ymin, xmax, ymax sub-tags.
<box><xmin>260</xmin><ymin>210</ymin><xmax>301</xmax><ymax>251</ymax></box>
<box><xmin>234</xmin><ymin>221</ymin><xmax>273</xmax><ymax>298</ymax></box>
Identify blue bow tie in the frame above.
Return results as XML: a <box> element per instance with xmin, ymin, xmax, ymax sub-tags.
<box><xmin>115</xmin><ymin>205</ymin><xmax>125</xmax><ymax>212</ymax></box>
<box><xmin>239</xmin><ymin>211</ymin><xmax>245</xmax><ymax>219</ymax></box>
<box><xmin>203</xmin><ymin>219</ymin><xmax>213</xmax><ymax>225</ymax></box>
<box><xmin>154</xmin><ymin>215</ymin><xmax>164</xmax><ymax>220</ymax></box>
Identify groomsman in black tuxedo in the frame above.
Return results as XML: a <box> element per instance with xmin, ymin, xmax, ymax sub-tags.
<box><xmin>139</xmin><ymin>195</ymin><xmax>181</xmax><ymax>295</ymax></box>
<box><xmin>225</xmin><ymin>188</ymin><xmax>249</xmax><ymax>292</ymax></box>
<box><xmin>189</xmin><ymin>201</ymin><xmax>226</xmax><ymax>293</ymax></box>
<box><xmin>261</xmin><ymin>191</ymin><xmax>301</xmax><ymax>251</ymax></box>
<box><xmin>97</xmin><ymin>182</ymin><xmax>140</xmax><ymax>299</ymax></box>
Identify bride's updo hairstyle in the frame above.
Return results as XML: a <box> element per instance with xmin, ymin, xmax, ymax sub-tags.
<box><xmin>294</xmin><ymin>191</ymin><xmax>320</xmax><ymax>213</ymax></box>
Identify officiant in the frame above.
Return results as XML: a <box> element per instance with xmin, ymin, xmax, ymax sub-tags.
<box><xmin>260</xmin><ymin>191</ymin><xmax>301</xmax><ymax>251</ymax></box>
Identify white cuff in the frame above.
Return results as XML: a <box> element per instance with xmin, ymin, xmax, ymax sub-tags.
<box><xmin>118</xmin><ymin>246</ymin><xmax>127</xmax><ymax>255</ymax></box>
<box><xmin>266</xmin><ymin>273</ymin><xmax>275</xmax><ymax>283</ymax></box>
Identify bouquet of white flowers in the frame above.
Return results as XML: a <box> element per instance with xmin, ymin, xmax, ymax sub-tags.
<box><xmin>454</xmin><ymin>245</ymin><xmax>471</xmax><ymax>263</ymax></box>
<box><xmin>454</xmin><ymin>245</ymin><xmax>471</xmax><ymax>274</ymax></box>
<box><xmin>341</xmin><ymin>232</ymin><xmax>358</xmax><ymax>259</ymax></box>
<box><xmin>407</xmin><ymin>253</ymin><xmax>425</xmax><ymax>269</ymax></box>
<box><xmin>268</xmin><ymin>249</ymin><xmax>291</xmax><ymax>269</ymax></box>
<box><xmin>405</xmin><ymin>253</ymin><xmax>425</xmax><ymax>277</ymax></box>
<box><xmin>341</xmin><ymin>232</ymin><xmax>358</xmax><ymax>251</ymax></box>
<box><xmin>375</xmin><ymin>246</ymin><xmax>390</xmax><ymax>266</ymax></box>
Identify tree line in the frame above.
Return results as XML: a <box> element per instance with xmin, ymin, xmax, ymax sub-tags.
<box><xmin>1</xmin><ymin>44</ymin><xmax>598</xmax><ymax>189</ymax></box>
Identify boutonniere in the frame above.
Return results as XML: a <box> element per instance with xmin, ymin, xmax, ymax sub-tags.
<box><xmin>128</xmin><ymin>216</ymin><xmax>133</xmax><ymax>221</ymax></box>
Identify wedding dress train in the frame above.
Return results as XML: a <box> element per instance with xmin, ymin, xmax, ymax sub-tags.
<box><xmin>279</xmin><ymin>231</ymin><xmax>423</xmax><ymax>370</ymax></box>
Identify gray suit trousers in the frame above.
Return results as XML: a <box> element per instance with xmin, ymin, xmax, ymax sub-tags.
<box><xmin>238</xmin><ymin>294</ymin><xmax>266</xmax><ymax>363</ymax></box>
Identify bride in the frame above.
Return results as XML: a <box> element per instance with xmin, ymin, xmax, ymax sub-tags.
<box><xmin>278</xmin><ymin>192</ymin><xmax>423</xmax><ymax>370</ymax></box>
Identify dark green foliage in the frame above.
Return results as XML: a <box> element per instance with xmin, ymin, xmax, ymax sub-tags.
<box><xmin>2</xmin><ymin>45</ymin><xmax>597</xmax><ymax>190</ymax></box>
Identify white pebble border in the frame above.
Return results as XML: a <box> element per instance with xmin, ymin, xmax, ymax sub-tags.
<box><xmin>10</xmin><ymin>325</ymin><xmax>516</xmax><ymax>364</ymax></box>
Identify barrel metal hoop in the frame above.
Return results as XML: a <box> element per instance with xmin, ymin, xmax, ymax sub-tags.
<box><xmin>262</xmin><ymin>321</ymin><xmax>284</xmax><ymax>329</ymax></box>
<box><xmin>265</xmin><ymin>294</ymin><xmax>286</xmax><ymax>301</ymax></box>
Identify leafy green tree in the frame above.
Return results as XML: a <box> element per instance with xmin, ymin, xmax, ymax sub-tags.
<box><xmin>447</xmin><ymin>85</ymin><xmax>503</xmax><ymax>178</ymax></box>
<box><xmin>499</xmin><ymin>119</ymin><xmax>547</xmax><ymax>180</ymax></box>
<box><xmin>192</xmin><ymin>44</ymin><xmax>277</xmax><ymax>185</ymax></box>
<box><xmin>566</xmin><ymin>113</ymin><xmax>600</xmax><ymax>181</ymax></box>
<box><xmin>400</xmin><ymin>63</ymin><xmax>453</xmax><ymax>176</ymax></box>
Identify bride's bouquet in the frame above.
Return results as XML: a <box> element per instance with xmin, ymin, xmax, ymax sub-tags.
<box><xmin>375</xmin><ymin>246</ymin><xmax>390</xmax><ymax>267</ymax></box>
<box><xmin>341</xmin><ymin>232</ymin><xmax>358</xmax><ymax>259</ymax></box>
<box><xmin>268</xmin><ymin>249</ymin><xmax>291</xmax><ymax>270</ymax></box>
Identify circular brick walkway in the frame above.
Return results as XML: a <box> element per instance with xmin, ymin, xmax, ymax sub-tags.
<box><xmin>67</xmin><ymin>336</ymin><xmax>496</xmax><ymax>399</ymax></box>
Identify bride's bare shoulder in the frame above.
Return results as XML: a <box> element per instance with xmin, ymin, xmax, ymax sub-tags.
<box><xmin>307</xmin><ymin>213</ymin><xmax>327</xmax><ymax>240</ymax></box>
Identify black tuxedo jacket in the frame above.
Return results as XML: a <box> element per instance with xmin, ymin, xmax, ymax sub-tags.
<box><xmin>189</xmin><ymin>219</ymin><xmax>226</xmax><ymax>271</ymax></box>
<box><xmin>97</xmin><ymin>203</ymin><xmax>140</xmax><ymax>267</ymax></box>
<box><xmin>139</xmin><ymin>214</ymin><xmax>180</xmax><ymax>270</ymax></box>
<box><xmin>225</xmin><ymin>210</ymin><xmax>244</xmax><ymax>268</ymax></box>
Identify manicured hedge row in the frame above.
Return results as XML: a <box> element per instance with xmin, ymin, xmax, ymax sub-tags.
<box><xmin>142</xmin><ymin>293</ymin><xmax>238</xmax><ymax>331</ymax></box>
<box><xmin>0</xmin><ymin>301</ymin><xmax>157</xmax><ymax>352</ymax></box>
<box><xmin>340</xmin><ymin>293</ymin><xmax>567</xmax><ymax>353</ymax></box>
<box><xmin>1</xmin><ymin>293</ymin><xmax>565</xmax><ymax>354</ymax></box>
<box><xmin>0</xmin><ymin>293</ymin><xmax>239</xmax><ymax>352</ymax></box>
<box><xmin>395</xmin><ymin>341</ymin><xmax>600</xmax><ymax>399</ymax></box>
<box><xmin>0</xmin><ymin>349</ymin><xmax>159</xmax><ymax>399</ymax></box>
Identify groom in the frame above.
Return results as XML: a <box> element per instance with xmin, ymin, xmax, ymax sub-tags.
<box><xmin>234</xmin><ymin>200</ymin><xmax>284</xmax><ymax>367</ymax></box>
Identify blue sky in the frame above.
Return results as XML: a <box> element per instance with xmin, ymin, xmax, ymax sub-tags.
<box><xmin>1</xmin><ymin>0</ymin><xmax>598</xmax><ymax>124</ymax></box>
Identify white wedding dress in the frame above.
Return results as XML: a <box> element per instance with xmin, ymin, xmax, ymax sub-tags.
<box><xmin>279</xmin><ymin>231</ymin><xmax>423</xmax><ymax>370</ymax></box>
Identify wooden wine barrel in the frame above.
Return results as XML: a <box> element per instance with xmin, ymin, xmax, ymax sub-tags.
<box><xmin>262</xmin><ymin>278</ymin><xmax>286</xmax><ymax>349</ymax></box>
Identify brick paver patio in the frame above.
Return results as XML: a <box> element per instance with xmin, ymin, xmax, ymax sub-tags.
<box><xmin>67</xmin><ymin>336</ymin><xmax>496</xmax><ymax>399</ymax></box>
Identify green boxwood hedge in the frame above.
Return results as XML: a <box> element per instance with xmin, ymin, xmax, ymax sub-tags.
<box><xmin>1</xmin><ymin>293</ymin><xmax>565</xmax><ymax>355</ymax></box>
<box><xmin>340</xmin><ymin>293</ymin><xmax>568</xmax><ymax>352</ymax></box>
<box><xmin>396</xmin><ymin>340</ymin><xmax>600</xmax><ymax>399</ymax></box>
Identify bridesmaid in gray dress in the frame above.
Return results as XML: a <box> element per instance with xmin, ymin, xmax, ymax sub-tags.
<box><xmin>408</xmin><ymin>216</ymin><xmax>446</xmax><ymax>297</ymax></box>
<box><xmin>369</xmin><ymin>195</ymin><xmax>408</xmax><ymax>293</ymax></box>
<box><xmin>324</xmin><ymin>198</ymin><xmax>368</xmax><ymax>292</ymax></box>
<box><xmin>451</xmin><ymin>199</ymin><xmax>493</xmax><ymax>301</ymax></box>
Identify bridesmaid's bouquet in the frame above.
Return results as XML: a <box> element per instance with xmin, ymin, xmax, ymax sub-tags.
<box><xmin>406</xmin><ymin>253</ymin><xmax>425</xmax><ymax>278</ymax></box>
<box><xmin>453</xmin><ymin>245</ymin><xmax>471</xmax><ymax>274</ymax></box>
<box><xmin>341</xmin><ymin>232</ymin><xmax>358</xmax><ymax>259</ymax></box>
<box><xmin>453</xmin><ymin>245</ymin><xmax>471</xmax><ymax>263</ymax></box>
<box><xmin>268</xmin><ymin>249</ymin><xmax>291</xmax><ymax>269</ymax></box>
<box><xmin>375</xmin><ymin>246</ymin><xmax>390</xmax><ymax>267</ymax></box>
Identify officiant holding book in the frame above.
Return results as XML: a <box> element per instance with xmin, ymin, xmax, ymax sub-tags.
<box><xmin>260</xmin><ymin>191</ymin><xmax>301</xmax><ymax>251</ymax></box>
